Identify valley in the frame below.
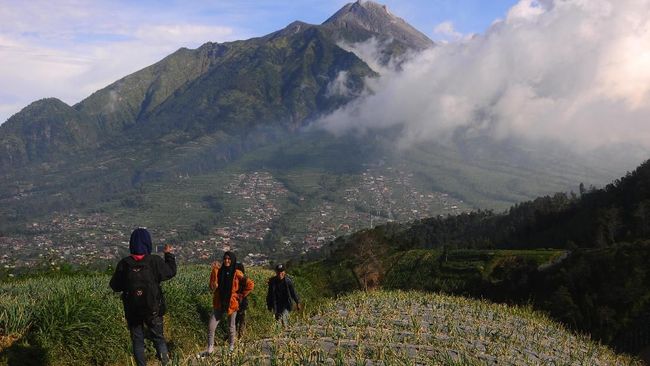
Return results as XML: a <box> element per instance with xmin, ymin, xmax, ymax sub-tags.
<box><xmin>0</xmin><ymin>162</ymin><xmax>468</xmax><ymax>274</ymax></box>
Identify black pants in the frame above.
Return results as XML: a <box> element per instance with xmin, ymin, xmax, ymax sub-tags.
<box><xmin>128</xmin><ymin>315</ymin><xmax>169</xmax><ymax>366</ymax></box>
<box><xmin>236</xmin><ymin>309</ymin><xmax>246</xmax><ymax>337</ymax></box>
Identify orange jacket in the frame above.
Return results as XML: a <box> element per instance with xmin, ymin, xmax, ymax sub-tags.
<box><xmin>209</xmin><ymin>265</ymin><xmax>254</xmax><ymax>315</ymax></box>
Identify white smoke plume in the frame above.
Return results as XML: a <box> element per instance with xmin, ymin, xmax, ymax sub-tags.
<box><xmin>318</xmin><ymin>0</ymin><xmax>650</xmax><ymax>152</ymax></box>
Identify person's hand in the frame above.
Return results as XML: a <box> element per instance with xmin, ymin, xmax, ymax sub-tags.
<box><xmin>296</xmin><ymin>303</ymin><xmax>302</xmax><ymax>311</ymax></box>
<box><xmin>211</xmin><ymin>261</ymin><xmax>221</xmax><ymax>269</ymax></box>
<box><xmin>163</xmin><ymin>244</ymin><xmax>173</xmax><ymax>253</ymax></box>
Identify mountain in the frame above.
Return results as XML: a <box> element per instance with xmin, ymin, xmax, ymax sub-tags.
<box><xmin>0</xmin><ymin>2</ymin><xmax>628</xmax><ymax>268</ymax></box>
<box><xmin>0</xmin><ymin>3</ymin><xmax>385</xmax><ymax>229</ymax></box>
<box><xmin>0</xmin><ymin>29</ymin><xmax>375</xmax><ymax>170</ymax></box>
<box><xmin>322</xmin><ymin>0</ymin><xmax>434</xmax><ymax>59</ymax></box>
<box><xmin>1</xmin><ymin>1</ymin><xmax>434</xmax><ymax>171</ymax></box>
<box><xmin>0</xmin><ymin>98</ymin><xmax>99</xmax><ymax>166</ymax></box>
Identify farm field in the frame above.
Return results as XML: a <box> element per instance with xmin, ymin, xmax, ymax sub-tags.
<box><xmin>0</xmin><ymin>264</ymin><xmax>641</xmax><ymax>365</ymax></box>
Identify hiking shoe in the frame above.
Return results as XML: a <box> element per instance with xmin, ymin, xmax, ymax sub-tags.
<box><xmin>228</xmin><ymin>344</ymin><xmax>235</xmax><ymax>353</ymax></box>
<box><xmin>197</xmin><ymin>348</ymin><xmax>213</xmax><ymax>358</ymax></box>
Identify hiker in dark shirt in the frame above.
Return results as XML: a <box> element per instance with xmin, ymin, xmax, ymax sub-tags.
<box><xmin>109</xmin><ymin>228</ymin><xmax>177</xmax><ymax>366</ymax></box>
<box><xmin>266</xmin><ymin>263</ymin><xmax>301</xmax><ymax>327</ymax></box>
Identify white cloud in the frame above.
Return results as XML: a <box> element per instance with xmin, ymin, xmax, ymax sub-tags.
<box><xmin>0</xmin><ymin>1</ymin><xmax>242</xmax><ymax>123</ymax></box>
<box><xmin>337</xmin><ymin>38</ymin><xmax>393</xmax><ymax>73</ymax></box>
<box><xmin>326</xmin><ymin>71</ymin><xmax>353</xmax><ymax>98</ymax></box>
<box><xmin>318</xmin><ymin>0</ymin><xmax>650</xmax><ymax>152</ymax></box>
<box><xmin>505</xmin><ymin>0</ymin><xmax>549</xmax><ymax>22</ymax></box>
<box><xmin>433</xmin><ymin>21</ymin><xmax>471</xmax><ymax>43</ymax></box>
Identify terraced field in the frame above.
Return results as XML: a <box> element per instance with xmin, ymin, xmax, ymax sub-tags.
<box><xmin>188</xmin><ymin>291</ymin><xmax>640</xmax><ymax>366</ymax></box>
<box><xmin>0</xmin><ymin>265</ymin><xmax>641</xmax><ymax>365</ymax></box>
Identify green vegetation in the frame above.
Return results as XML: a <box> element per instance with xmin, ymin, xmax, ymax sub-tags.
<box><xmin>382</xmin><ymin>248</ymin><xmax>563</xmax><ymax>293</ymax></box>
<box><xmin>0</xmin><ymin>266</ymin><xmax>319</xmax><ymax>365</ymax></box>
<box><xmin>380</xmin><ymin>245</ymin><xmax>650</xmax><ymax>353</ymax></box>
<box><xmin>241</xmin><ymin>291</ymin><xmax>638</xmax><ymax>366</ymax></box>
<box><xmin>310</xmin><ymin>160</ymin><xmax>650</xmax><ymax>358</ymax></box>
<box><xmin>381</xmin><ymin>159</ymin><xmax>650</xmax><ymax>251</ymax></box>
<box><xmin>296</xmin><ymin>247</ymin><xmax>563</xmax><ymax>297</ymax></box>
<box><xmin>0</xmin><ymin>266</ymin><xmax>640</xmax><ymax>365</ymax></box>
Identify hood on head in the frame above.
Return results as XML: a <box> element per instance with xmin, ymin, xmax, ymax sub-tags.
<box><xmin>129</xmin><ymin>228</ymin><xmax>152</xmax><ymax>255</ymax></box>
<box><xmin>223</xmin><ymin>251</ymin><xmax>237</xmax><ymax>268</ymax></box>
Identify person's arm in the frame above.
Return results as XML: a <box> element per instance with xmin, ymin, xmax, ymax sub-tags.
<box><xmin>157</xmin><ymin>244</ymin><xmax>177</xmax><ymax>282</ymax></box>
<box><xmin>109</xmin><ymin>260</ymin><xmax>126</xmax><ymax>292</ymax></box>
<box><xmin>239</xmin><ymin>272</ymin><xmax>254</xmax><ymax>298</ymax></box>
<box><xmin>209</xmin><ymin>264</ymin><xmax>219</xmax><ymax>292</ymax></box>
<box><xmin>287</xmin><ymin>277</ymin><xmax>301</xmax><ymax>308</ymax></box>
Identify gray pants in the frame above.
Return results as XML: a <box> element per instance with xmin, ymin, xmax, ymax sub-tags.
<box><xmin>208</xmin><ymin>309</ymin><xmax>237</xmax><ymax>349</ymax></box>
<box><xmin>275</xmin><ymin>309</ymin><xmax>290</xmax><ymax>328</ymax></box>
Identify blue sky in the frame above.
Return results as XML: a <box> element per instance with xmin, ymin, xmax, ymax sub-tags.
<box><xmin>0</xmin><ymin>0</ymin><xmax>519</xmax><ymax>123</ymax></box>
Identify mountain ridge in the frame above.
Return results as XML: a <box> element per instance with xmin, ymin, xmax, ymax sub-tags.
<box><xmin>322</xmin><ymin>0</ymin><xmax>434</xmax><ymax>50</ymax></box>
<box><xmin>3</xmin><ymin>2</ymin><xmax>425</xmax><ymax>169</ymax></box>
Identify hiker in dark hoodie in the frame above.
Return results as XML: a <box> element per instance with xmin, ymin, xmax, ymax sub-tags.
<box><xmin>109</xmin><ymin>228</ymin><xmax>177</xmax><ymax>366</ymax></box>
<box><xmin>266</xmin><ymin>263</ymin><xmax>301</xmax><ymax>328</ymax></box>
<box><xmin>202</xmin><ymin>251</ymin><xmax>254</xmax><ymax>355</ymax></box>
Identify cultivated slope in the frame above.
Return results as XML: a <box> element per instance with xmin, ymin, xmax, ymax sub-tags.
<box><xmin>189</xmin><ymin>291</ymin><xmax>640</xmax><ymax>365</ymax></box>
<box><xmin>0</xmin><ymin>267</ymin><xmax>639</xmax><ymax>365</ymax></box>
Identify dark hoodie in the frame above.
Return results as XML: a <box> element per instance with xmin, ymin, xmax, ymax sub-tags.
<box><xmin>217</xmin><ymin>251</ymin><xmax>237</xmax><ymax>310</ymax></box>
<box><xmin>129</xmin><ymin>228</ymin><xmax>152</xmax><ymax>256</ymax></box>
<box><xmin>109</xmin><ymin>228</ymin><xmax>177</xmax><ymax>321</ymax></box>
<box><xmin>266</xmin><ymin>271</ymin><xmax>301</xmax><ymax>314</ymax></box>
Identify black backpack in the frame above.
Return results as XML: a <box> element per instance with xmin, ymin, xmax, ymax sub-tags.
<box><xmin>124</xmin><ymin>256</ymin><xmax>160</xmax><ymax>317</ymax></box>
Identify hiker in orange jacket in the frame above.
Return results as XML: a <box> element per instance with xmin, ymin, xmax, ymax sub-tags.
<box><xmin>202</xmin><ymin>251</ymin><xmax>253</xmax><ymax>354</ymax></box>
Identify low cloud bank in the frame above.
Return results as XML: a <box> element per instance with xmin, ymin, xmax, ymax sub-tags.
<box><xmin>319</xmin><ymin>0</ymin><xmax>650</xmax><ymax>153</ymax></box>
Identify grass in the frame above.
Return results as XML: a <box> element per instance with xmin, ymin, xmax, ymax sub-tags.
<box><xmin>0</xmin><ymin>265</ymin><xmax>317</xmax><ymax>365</ymax></box>
<box><xmin>0</xmin><ymin>264</ymin><xmax>641</xmax><ymax>365</ymax></box>
<box><xmin>185</xmin><ymin>291</ymin><xmax>641</xmax><ymax>365</ymax></box>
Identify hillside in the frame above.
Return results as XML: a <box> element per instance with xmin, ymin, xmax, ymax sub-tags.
<box><xmin>252</xmin><ymin>291</ymin><xmax>638</xmax><ymax>365</ymax></box>
<box><xmin>0</xmin><ymin>266</ymin><xmax>640</xmax><ymax>365</ymax></box>
<box><xmin>320</xmin><ymin>158</ymin><xmax>650</xmax><ymax>269</ymax></box>
<box><xmin>0</xmin><ymin>130</ymin><xmax>619</xmax><ymax>273</ymax></box>
<box><xmin>307</xmin><ymin>159</ymin><xmax>650</xmax><ymax>359</ymax></box>
<box><xmin>0</xmin><ymin>1</ymin><xmax>626</xmax><ymax>271</ymax></box>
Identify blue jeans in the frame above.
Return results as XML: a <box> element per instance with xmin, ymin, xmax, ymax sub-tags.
<box><xmin>128</xmin><ymin>316</ymin><xmax>169</xmax><ymax>366</ymax></box>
